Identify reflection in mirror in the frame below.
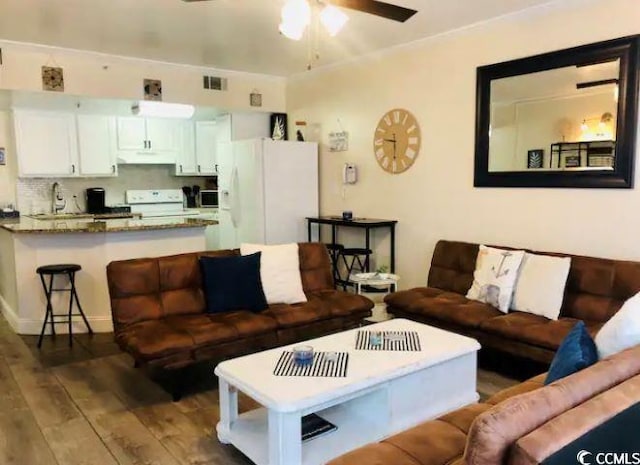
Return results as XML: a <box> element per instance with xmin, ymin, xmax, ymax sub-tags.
<box><xmin>488</xmin><ymin>59</ymin><xmax>619</xmax><ymax>172</ymax></box>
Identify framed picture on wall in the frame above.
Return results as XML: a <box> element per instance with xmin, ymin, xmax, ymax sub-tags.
<box><xmin>527</xmin><ymin>149</ymin><xmax>544</xmax><ymax>169</ymax></box>
<box><xmin>144</xmin><ymin>79</ymin><xmax>162</xmax><ymax>101</ymax></box>
<box><xmin>329</xmin><ymin>131</ymin><xmax>349</xmax><ymax>152</ymax></box>
<box><xmin>270</xmin><ymin>113</ymin><xmax>288</xmax><ymax>140</ymax></box>
<box><xmin>0</xmin><ymin>147</ymin><xmax>5</xmax><ymax>165</ymax></box>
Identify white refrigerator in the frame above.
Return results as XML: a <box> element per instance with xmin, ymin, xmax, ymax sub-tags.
<box><xmin>217</xmin><ymin>138</ymin><xmax>318</xmax><ymax>249</ymax></box>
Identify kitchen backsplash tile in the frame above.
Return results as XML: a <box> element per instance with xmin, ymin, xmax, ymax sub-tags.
<box><xmin>16</xmin><ymin>165</ymin><xmax>207</xmax><ymax>214</ymax></box>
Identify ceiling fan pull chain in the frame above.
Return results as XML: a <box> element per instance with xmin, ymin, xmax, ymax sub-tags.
<box><xmin>314</xmin><ymin>10</ymin><xmax>321</xmax><ymax>64</ymax></box>
<box><xmin>307</xmin><ymin>7</ymin><xmax>321</xmax><ymax>70</ymax></box>
<box><xmin>306</xmin><ymin>11</ymin><xmax>314</xmax><ymax>70</ymax></box>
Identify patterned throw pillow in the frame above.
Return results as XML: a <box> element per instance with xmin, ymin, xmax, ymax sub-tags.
<box><xmin>466</xmin><ymin>245</ymin><xmax>525</xmax><ymax>313</ymax></box>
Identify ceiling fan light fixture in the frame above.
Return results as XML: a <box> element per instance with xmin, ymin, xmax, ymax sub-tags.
<box><xmin>280</xmin><ymin>0</ymin><xmax>311</xmax><ymax>40</ymax></box>
<box><xmin>320</xmin><ymin>4</ymin><xmax>349</xmax><ymax>37</ymax></box>
<box><xmin>600</xmin><ymin>112</ymin><xmax>614</xmax><ymax>129</ymax></box>
<box><xmin>279</xmin><ymin>21</ymin><xmax>306</xmax><ymax>40</ymax></box>
<box><xmin>580</xmin><ymin>119</ymin><xmax>589</xmax><ymax>132</ymax></box>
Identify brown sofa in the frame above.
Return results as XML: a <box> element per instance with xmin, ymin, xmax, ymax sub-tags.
<box><xmin>386</xmin><ymin>240</ymin><xmax>640</xmax><ymax>364</ymax></box>
<box><xmin>106</xmin><ymin>242</ymin><xmax>373</xmax><ymax>398</ymax></box>
<box><xmin>329</xmin><ymin>344</ymin><xmax>640</xmax><ymax>465</ymax></box>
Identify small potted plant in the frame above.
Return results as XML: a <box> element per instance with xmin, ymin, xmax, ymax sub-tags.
<box><xmin>375</xmin><ymin>265</ymin><xmax>389</xmax><ymax>278</ymax></box>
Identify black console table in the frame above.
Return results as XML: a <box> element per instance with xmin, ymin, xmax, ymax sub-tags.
<box><xmin>306</xmin><ymin>216</ymin><xmax>398</xmax><ymax>272</ymax></box>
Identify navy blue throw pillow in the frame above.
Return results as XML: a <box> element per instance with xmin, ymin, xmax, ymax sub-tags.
<box><xmin>199</xmin><ymin>252</ymin><xmax>268</xmax><ymax>313</ymax></box>
<box><xmin>545</xmin><ymin>321</ymin><xmax>598</xmax><ymax>385</ymax></box>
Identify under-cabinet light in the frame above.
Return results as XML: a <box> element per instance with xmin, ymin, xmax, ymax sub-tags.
<box><xmin>132</xmin><ymin>101</ymin><xmax>195</xmax><ymax>119</ymax></box>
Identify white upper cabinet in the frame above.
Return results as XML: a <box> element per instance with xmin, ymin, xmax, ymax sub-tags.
<box><xmin>12</xmin><ymin>111</ymin><xmax>269</xmax><ymax>178</ymax></box>
<box><xmin>175</xmin><ymin>122</ymin><xmax>197</xmax><ymax>176</ymax></box>
<box><xmin>116</xmin><ymin>117</ymin><xmax>146</xmax><ymax>151</ymax></box>
<box><xmin>115</xmin><ymin>116</ymin><xmax>180</xmax><ymax>164</ymax></box>
<box><xmin>77</xmin><ymin>115</ymin><xmax>117</xmax><ymax>177</ymax></box>
<box><xmin>195</xmin><ymin>121</ymin><xmax>218</xmax><ymax>175</ymax></box>
<box><xmin>216</xmin><ymin>114</ymin><xmax>232</xmax><ymax>144</ymax></box>
<box><xmin>175</xmin><ymin>120</ymin><xmax>218</xmax><ymax>176</ymax></box>
<box><xmin>145</xmin><ymin>118</ymin><xmax>179</xmax><ymax>153</ymax></box>
<box><xmin>14</xmin><ymin>110</ymin><xmax>79</xmax><ymax>177</ymax></box>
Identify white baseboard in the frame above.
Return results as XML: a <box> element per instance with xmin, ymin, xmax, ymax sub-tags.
<box><xmin>0</xmin><ymin>294</ymin><xmax>20</xmax><ymax>332</ymax></box>
<box><xmin>16</xmin><ymin>316</ymin><xmax>114</xmax><ymax>335</ymax></box>
<box><xmin>0</xmin><ymin>295</ymin><xmax>113</xmax><ymax>335</ymax></box>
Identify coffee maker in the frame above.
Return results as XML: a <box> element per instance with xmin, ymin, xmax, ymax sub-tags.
<box><xmin>86</xmin><ymin>188</ymin><xmax>106</xmax><ymax>214</ymax></box>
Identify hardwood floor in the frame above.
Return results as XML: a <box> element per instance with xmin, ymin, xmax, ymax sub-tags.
<box><xmin>0</xmin><ymin>316</ymin><xmax>519</xmax><ymax>465</ymax></box>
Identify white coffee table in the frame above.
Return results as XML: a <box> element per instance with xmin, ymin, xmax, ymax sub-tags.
<box><xmin>349</xmin><ymin>272</ymin><xmax>399</xmax><ymax>295</ymax></box>
<box><xmin>215</xmin><ymin>319</ymin><xmax>480</xmax><ymax>465</ymax></box>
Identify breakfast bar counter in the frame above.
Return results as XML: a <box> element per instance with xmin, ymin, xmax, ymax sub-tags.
<box><xmin>0</xmin><ymin>216</ymin><xmax>217</xmax><ymax>234</ymax></box>
<box><xmin>0</xmin><ymin>216</ymin><xmax>218</xmax><ymax>335</ymax></box>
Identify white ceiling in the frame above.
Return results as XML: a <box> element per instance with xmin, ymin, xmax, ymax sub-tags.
<box><xmin>0</xmin><ymin>0</ymin><xmax>557</xmax><ymax>76</ymax></box>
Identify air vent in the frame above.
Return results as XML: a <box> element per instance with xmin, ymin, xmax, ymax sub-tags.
<box><xmin>203</xmin><ymin>76</ymin><xmax>228</xmax><ymax>91</ymax></box>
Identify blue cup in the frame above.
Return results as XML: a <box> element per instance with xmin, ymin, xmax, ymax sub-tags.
<box><xmin>369</xmin><ymin>331</ymin><xmax>383</xmax><ymax>347</ymax></box>
<box><xmin>293</xmin><ymin>345</ymin><xmax>314</xmax><ymax>366</ymax></box>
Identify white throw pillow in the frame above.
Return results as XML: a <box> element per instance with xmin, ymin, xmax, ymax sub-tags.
<box><xmin>511</xmin><ymin>253</ymin><xmax>571</xmax><ymax>320</ymax></box>
<box><xmin>466</xmin><ymin>245</ymin><xmax>525</xmax><ymax>313</ymax></box>
<box><xmin>595</xmin><ymin>291</ymin><xmax>640</xmax><ymax>359</ymax></box>
<box><xmin>240</xmin><ymin>243</ymin><xmax>307</xmax><ymax>305</ymax></box>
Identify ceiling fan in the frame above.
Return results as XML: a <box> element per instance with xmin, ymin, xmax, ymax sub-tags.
<box><xmin>181</xmin><ymin>0</ymin><xmax>418</xmax><ymax>23</ymax></box>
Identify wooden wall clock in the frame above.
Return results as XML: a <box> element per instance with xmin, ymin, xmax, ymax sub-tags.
<box><xmin>373</xmin><ymin>108</ymin><xmax>421</xmax><ymax>174</ymax></box>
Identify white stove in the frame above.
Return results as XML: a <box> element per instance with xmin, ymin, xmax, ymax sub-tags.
<box><xmin>125</xmin><ymin>189</ymin><xmax>200</xmax><ymax>218</ymax></box>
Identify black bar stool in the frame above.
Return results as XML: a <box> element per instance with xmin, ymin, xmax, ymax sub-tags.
<box><xmin>324</xmin><ymin>243</ymin><xmax>345</xmax><ymax>285</ymax></box>
<box><xmin>339</xmin><ymin>248</ymin><xmax>373</xmax><ymax>290</ymax></box>
<box><xmin>36</xmin><ymin>264</ymin><xmax>93</xmax><ymax>348</ymax></box>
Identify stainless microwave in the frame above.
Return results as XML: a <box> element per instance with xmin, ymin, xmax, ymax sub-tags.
<box><xmin>199</xmin><ymin>190</ymin><xmax>219</xmax><ymax>208</ymax></box>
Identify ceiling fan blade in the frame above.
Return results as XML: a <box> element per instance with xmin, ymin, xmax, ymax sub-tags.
<box><xmin>331</xmin><ymin>0</ymin><xmax>417</xmax><ymax>22</ymax></box>
<box><xmin>180</xmin><ymin>0</ymin><xmax>417</xmax><ymax>23</ymax></box>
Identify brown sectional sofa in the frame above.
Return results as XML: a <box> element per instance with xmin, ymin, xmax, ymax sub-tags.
<box><xmin>106</xmin><ymin>243</ymin><xmax>373</xmax><ymax>397</ymax></box>
<box><xmin>386</xmin><ymin>240</ymin><xmax>640</xmax><ymax>363</ymax></box>
<box><xmin>329</xmin><ymin>344</ymin><xmax>640</xmax><ymax>465</ymax></box>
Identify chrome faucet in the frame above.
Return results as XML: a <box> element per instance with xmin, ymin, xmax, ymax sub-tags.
<box><xmin>52</xmin><ymin>182</ymin><xmax>66</xmax><ymax>214</ymax></box>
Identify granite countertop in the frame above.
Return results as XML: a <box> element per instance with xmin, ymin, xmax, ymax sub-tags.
<box><xmin>0</xmin><ymin>217</ymin><xmax>218</xmax><ymax>234</ymax></box>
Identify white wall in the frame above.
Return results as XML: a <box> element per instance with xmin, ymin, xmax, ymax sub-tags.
<box><xmin>287</xmin><ymin>0</ymin><xmax>640</xmax><ymax>289</ymax></box>
<box><xmin>0</xmin><ymin>41</ymin><xmax>286</xmax><ymax>111</ymax></box>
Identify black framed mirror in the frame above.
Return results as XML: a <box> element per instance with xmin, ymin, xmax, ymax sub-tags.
<box><xmin>474</xmin><ymin>36</ymin><xmax>639</xmax><ymax>188</ymax></box>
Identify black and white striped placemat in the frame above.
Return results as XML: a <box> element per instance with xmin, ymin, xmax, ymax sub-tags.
<box><xmin>273</xmin><ymin>351</ymin><xmax>349</xmax><ymax>377</ymax></box>
<box><xmin>355</xmin><ymin>330</ymin><xmax>422</xmax><ymax>351</ymax></box>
